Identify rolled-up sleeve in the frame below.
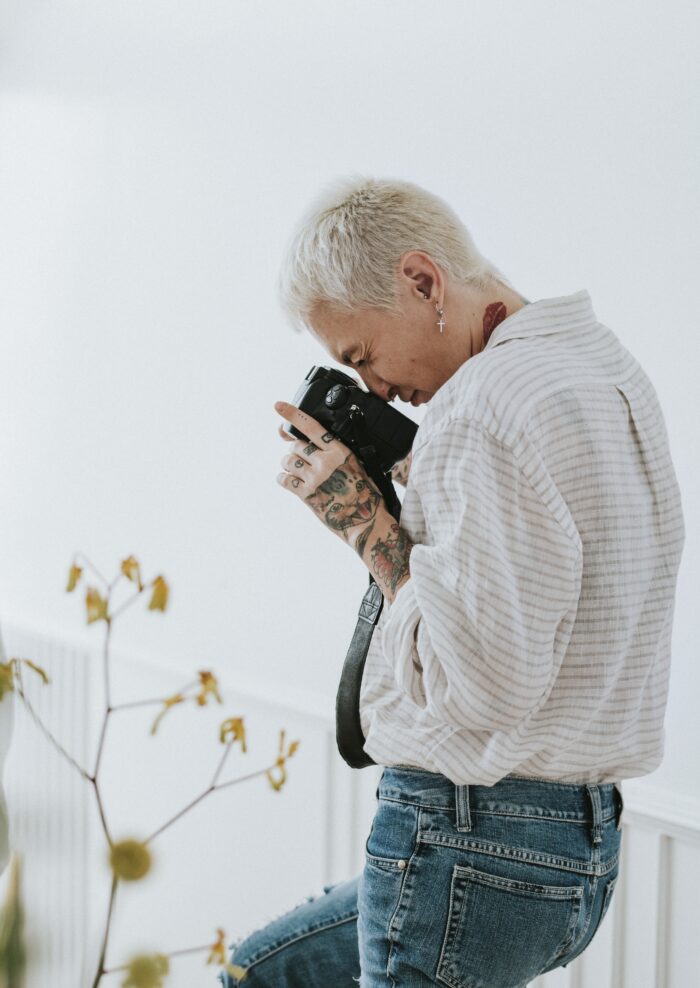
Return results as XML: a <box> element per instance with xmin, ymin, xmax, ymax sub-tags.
<box><xmin>380</xmin><ymin>417</ymin><xmax>582</xmax><ymax>733</ymax></box>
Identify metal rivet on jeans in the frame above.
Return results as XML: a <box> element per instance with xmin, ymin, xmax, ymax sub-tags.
<box><xmin>397</xmin><ymin>859</ymin><xmax>406</xmax><ymax>870</ymax></box>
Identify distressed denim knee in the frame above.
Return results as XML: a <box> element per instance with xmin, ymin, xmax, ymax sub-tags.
<box><xmin>216</xmin><ymin>877</ymin><xmax>361</xmax><ymax>987</ymax></box>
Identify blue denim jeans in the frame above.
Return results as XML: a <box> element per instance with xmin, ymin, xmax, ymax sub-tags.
<box><xmin>218</xmin><ymin>766</ymin><xmax>623</xmax><ymax>987</ymax></box>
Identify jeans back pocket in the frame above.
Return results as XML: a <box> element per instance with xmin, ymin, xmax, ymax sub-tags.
<box><xmin>436</xmin><ymin>864</ymin><xmax>583</xmax><ymax>988</ymax></box>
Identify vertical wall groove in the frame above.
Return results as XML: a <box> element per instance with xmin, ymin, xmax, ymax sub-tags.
<box><xmin>611</xmin><ymin>823</ymin><xmax>628</xmax><ymax>988</ymax></box>
<box><xmin>654</xmin><ymin>834</ymin><xmax>672</xmax><ymax>988</ymax></box>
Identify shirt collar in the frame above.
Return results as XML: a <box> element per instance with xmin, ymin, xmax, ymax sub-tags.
<box><xmin>483</xmin><ymin>289</ymin><xmax>598</xmax><ymax>350</ymax></box>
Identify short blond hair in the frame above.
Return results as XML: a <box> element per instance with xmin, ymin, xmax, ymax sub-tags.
<box><xmin>276</xmin><ymin>174</ymin><xmax>513</xmax><ymax>333</ymax></box>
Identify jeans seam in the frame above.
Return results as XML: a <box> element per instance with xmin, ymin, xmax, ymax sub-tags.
<box><xmin>234</xmin><ymin>911</ymin><xmax>358</xmax><ymax>972</ymax></box>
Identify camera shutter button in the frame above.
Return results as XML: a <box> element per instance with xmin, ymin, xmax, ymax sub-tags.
<box><xmin>325</xmin><ymin>385</ymin><xmax>349</xmax><ymax>408</ymax></box>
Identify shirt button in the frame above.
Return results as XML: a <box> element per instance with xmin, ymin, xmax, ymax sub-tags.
<box><xmin>397</xmin><ymin>859</ymin><xmax>407</xmax><ymax>870</ymax></box>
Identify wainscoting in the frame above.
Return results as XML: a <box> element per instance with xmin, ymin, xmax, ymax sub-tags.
<box><xmin>0</xmin><ymin>621</ymin><xmax>698</xmax><ymax>987</ymax></box>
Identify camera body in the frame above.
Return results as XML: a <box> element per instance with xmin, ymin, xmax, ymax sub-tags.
<box><xmin>286</xmin><ymin>366</ymin><xmax>418</xmax><ymax>473</ymax></box>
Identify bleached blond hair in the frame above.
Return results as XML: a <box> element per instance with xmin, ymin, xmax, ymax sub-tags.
<box><xmin>276</xmin><ymin>174</ymin><xmax>514</xmax><ymax>333</ymax></box>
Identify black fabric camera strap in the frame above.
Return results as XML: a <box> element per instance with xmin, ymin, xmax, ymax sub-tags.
<box><xmin>335</xmin><ymin>408</ymin><xmax>403</xmax><ymax>769</ymax></box>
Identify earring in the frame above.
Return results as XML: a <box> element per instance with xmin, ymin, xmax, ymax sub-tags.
<box><xmin>434</xmin><ymin>301</ymin><xmax>445</xmax><ymax>333</ymax></box>
<box><xmin>421</xmin><ymin>291</ymin><xmax>445</xmax><ymax>332</ymax></box>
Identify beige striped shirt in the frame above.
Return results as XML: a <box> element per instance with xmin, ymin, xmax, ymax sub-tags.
<box><xmin>359</xmin><ymin>289</ymin><xmax>685</xmax><ymax>786</ymax></box>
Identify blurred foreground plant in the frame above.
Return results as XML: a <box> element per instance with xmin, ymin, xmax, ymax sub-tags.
<box><xmin>0</xmin><ymin>855</ymin><xmax>26</xmax><ymax>988</ymax></box>
<box><xmin>1</xmin><ymin>553</ymin><xmax>300</xmax><ymax>987</ymax></box>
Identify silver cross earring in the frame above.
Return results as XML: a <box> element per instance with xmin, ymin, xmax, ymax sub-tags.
<box><xmin>434</xmin><ymin>301</ymin><xmax>445</xmax><ymax>333</ymax></box>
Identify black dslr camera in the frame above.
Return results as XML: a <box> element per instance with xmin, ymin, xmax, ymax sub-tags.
<box><xmin>285</xmin><ymin>366</ymin><xmax>418</xmax><ymax>521</ymax></box>
<box><xmin>285</xmin><ymin>366</ymin><xmax>417</xmax><ymax>473</ymax></box>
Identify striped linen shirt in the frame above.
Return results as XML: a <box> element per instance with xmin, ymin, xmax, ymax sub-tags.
<box><xmin>359</xmin><ymin>288</ymin><xmax>685</xmax><ymax>786</ymax></box>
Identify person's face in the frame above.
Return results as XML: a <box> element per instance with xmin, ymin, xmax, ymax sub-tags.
<box><xmin>306</xmin><ymin>261</ymin><xmax>457</xmax><ymax>407</ymax></box>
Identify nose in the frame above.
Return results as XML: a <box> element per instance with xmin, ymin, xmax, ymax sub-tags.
<box><xmin>358</xmin><ymin>368</ymin><xmax>396</xmax><ymax>402</ymax></box>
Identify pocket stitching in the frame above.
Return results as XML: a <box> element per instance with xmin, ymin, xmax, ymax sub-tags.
<box><xmin>452</xmin><ymin>864</ymin><xmax>583</xmax><ymax>900</ymax></box>
<box><xmin>436</xmin><ymin>863</ymin><xmax>583</xmax><ymax>988</ymax></box>
<box><xmin>364</xmin><ymin>803</ymin><xmax>420</xmax><ymax>873</ymax></box>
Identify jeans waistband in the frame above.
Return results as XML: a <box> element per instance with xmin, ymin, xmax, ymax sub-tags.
<box><xmin>378</xmin><ymin>766</ymin><xmax>622</xmax><ymax>840</ymax></box>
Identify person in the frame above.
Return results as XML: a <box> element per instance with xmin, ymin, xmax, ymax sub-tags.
<box><xmin>218</xmin><ymin>176</ymin><xmax>686</xmax><ymax>987</ymax></box>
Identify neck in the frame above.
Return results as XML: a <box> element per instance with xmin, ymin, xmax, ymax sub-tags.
<box><xmin>451</xmin><ymin>280</ymin><xmax>529</xmax><ymax>361</ymax></box>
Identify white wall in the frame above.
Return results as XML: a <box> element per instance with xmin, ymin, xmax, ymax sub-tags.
<box><xmin>0</xmin><ymin>0</ymin><xmax>698</xmax><ymax>978</ymax></box>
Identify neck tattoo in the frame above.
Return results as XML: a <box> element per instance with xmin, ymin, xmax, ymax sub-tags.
<box><xmin>482</xmin><ymin>301</ymin><xmax>508</xmax><ymax>347</ymax></box>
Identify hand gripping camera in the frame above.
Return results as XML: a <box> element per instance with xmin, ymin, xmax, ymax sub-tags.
<box><xmin>284</xmin><ymin>366</ymin><xmax>418</xmax><ymax>520</ymax></box>
<box><xmin>285</xmin><ymin>365</ymin><xmax>420</xmax><ymax>769</ymax></box>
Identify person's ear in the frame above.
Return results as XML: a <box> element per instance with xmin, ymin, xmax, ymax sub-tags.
<box><xmin>398</xmin><ymin>250</ymin><xmax>442</xmax><ymax>303</ymax></box>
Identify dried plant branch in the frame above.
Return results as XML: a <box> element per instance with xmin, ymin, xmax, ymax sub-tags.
<box><xmin>8</xmin><ymin>553</ymin><xmax>300</xmax><ymax>988</ymax></box>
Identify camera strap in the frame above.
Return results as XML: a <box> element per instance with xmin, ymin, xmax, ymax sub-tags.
<box><xmin>335</xmin><ymin>408</ymin><xmax>403</xmax><ymax>768</ymax></box>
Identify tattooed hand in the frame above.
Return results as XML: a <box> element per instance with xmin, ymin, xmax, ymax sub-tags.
<box><xmin>390</xmin><ymin>450</ymin><xmax>413</xmax><ymax>488</ymax></box>
<box><xmin>274</xmin><ymin>400</ymin><xmax>414</xmax><ymax>603</ymax></box>
<box><xmin>274</xmin><ymin>401</ymin><xmax>384</xmax><ymax>539</ymax></box>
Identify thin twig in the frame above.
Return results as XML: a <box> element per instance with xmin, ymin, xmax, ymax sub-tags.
<box><xmin>93</xmin><ymin>619</ymin><xmax>113</xmax><ymax>780</ymax></box>
<box><xmin>143</xmin><ymin>757</ymin><xmax>280</xmax><ymax>845</ymax></box>
<box><xmin>16</xmin><ymin>686</ymin><xmax>92</xmax><ymax>781</ymax></box>
<box><xmin>110</xmin><ymin>587</ymin><xmax>147</xmax><ymax>621</ymax></box>
<box><xmin>110</xmin><ymin>680</ymin><xmax>200</xmax><ymax>713</ymax></box>
<box><xmin>92</xmin><ymin>777</ymin><xmax>113</xmax><ymax>847</ymax></box>
<box><xmin>211</xmin><ymin>739</ymin><xmax>234</xmax><ymax>787</ymax></box>
<box><xmin>91</xmin><ymin>874</ymin><xmax>118</xmax><ymax>988</ymax></box>
<box><xmin>104</xmin><ymin>939</ymin><xmax>217</xmax><ymax>973</ymax></box>
<box><xmin>213</xmin><ymin>764</ymin><xmax>281</xmax><ymax>793</ymax></box>
<box><xmin>75</xmin><ymin>552</ymin><xmax>111</xmax><ymax>590</ymax></box>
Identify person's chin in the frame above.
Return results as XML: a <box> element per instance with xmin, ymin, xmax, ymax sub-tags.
<box><xmin>410</xmin><ymin>390</ymin><xmax>431</xmax><ymax>407</ymax></box>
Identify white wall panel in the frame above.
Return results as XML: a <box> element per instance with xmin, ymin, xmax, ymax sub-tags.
<box><xmin>1</xmin><ymin>623</ymin><xmax>698</xmax><ymax>988</ymax></box>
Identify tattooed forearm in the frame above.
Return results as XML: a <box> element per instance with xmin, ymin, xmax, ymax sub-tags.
<box><xmin>304</xmin><ymin>451</ymin><xmax>382</xmax><ymax>536</ymax></box>
<box><xmin>354</xmin><ymin>518</ymin><xmax>376</xmax><ymax>560</ymax></box>
<box><xmin>347</xmin><ymin>507</ymin><xmax>414</xmax><ymax>602</ymax></box>
<box><xmin>390</xmin><ymin>450</ymin><xmax>413</xmax><ymax>487</ymax></box>
<box><xmin>370</xmin><ymin>521</ymin><xmax>414</xmax><ymax>596</ymax></box>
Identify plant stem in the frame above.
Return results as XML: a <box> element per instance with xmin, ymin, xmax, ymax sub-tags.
<box><xmin>91</xmin><ymin>874</ymin><xmax>118</xmax><ymax>988</ymax></box>
<box><xmin>143</xmin><ymin>754</ymin><xmax>281</xmax><ymax>845</ymax></box>
<box><xmin>110</xmin><ymin>680</ymin><xmax>200</xmax><ymax>713</ymax></box>
<box><xmin>103</xmin><ymin>939</ymin><xmax>217</xmax><ymax>974</ymax></box>
<box><xmin>109</xmin><ymin>588</ymin><xmax>146</xmax><ymax>621</ymax></box>
<box><xmin>75</xmin><ymin>552</ymin><xmax>111</xmax><ymax>589</ymax></box>
<box><xmin>16</xmin><ymin>684</ymin><xmax>92</xmax><ymax>781</ymax></box>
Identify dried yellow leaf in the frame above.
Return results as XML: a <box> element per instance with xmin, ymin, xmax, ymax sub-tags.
<box><xmin>20</xmin><ymin>659</ymin><xmax>50</xmax><ymax>685</ymax></box>
<box><xmin>196</xmin><ymin>670</ymin><xmax>222</xmax><ymax>707</ymax></box>
<box><xmin>66</xmin><ymin>562</ymin><xmax>83</xmax><ymax>593</ymax></box>
<box><xmin>266</xmin><ymin>761</ymin><xmax>287</xmax><ymax>792</ymax></box>
<box><xmin>150</xmin><ymin>693</ymin><xmax>185</xmax><ymax>735</ymax></box>
<box><xmin>225</xmin><ymin>961</ymin><xmax>249</xmax><ymax>981</ymax></box>
<box><xmin>0</xmin><ymin>664</ymin><xmax>14</xmax><ymax>702</ymax></box>
<box><xmin>148</xmin><ymin>576</ymin><xmax>169</xmax><ymax>612</ymax></box>
<box><xmin>121</xmin><ymin>555</ymin><xmax>143</xmax><ymax>590</ymax></box>
<box><xmin>0</xmin><ymin>658</ymin><xmax>51</xmax><ymax>701</ymax></box>
<box><xmin>205</xmin><ymin>927</ymin><xmax>249</xmax><ymax>980</ymax></box>
<box><xmin>287</xmin><ymin>739</ymin><xmax>300</xmax><ymax>758</ymax></box>
<box><xmin>219</xmin><ymin>717</ymin><xmax>247</xmax><ymax>752</ymax></box>
<box><xmin>206</xmin><ymin>927</ymin><xmax>226</xmax><ymax>965</ymax></box>
<box><xmin>85</xmin><ymin>587</ymin><xmax>109</xmax><ymax>625</ymax></box>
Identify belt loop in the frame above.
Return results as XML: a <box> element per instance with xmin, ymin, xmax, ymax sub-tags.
<box><xmin>455</xmin><ymin>784</ymin><xmax>472</xmax><ymax>833</ymax></box>
<box><xmin>586</xmin><ymin>784</ymin><xmax>603</xmax><ymax>846</ymax></box>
